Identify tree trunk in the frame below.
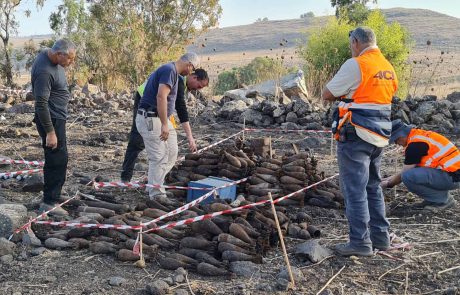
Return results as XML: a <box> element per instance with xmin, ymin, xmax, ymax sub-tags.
<box><xmin>2</xmin><ymin>38</ymin><xmax>13</xmax><ymax>87</ymax></box>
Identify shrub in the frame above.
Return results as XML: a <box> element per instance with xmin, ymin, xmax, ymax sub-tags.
<box><xmin>299</xmin><ymin>10</ymin><xmax>413</xmax><ymax>98</ymax></box>
<box><xmin>214</xmin><ymin>57</ymin><xmax>289</xmax><ymax>95</ymax></box>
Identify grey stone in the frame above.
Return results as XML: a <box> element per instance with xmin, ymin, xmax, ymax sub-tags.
<box><xmin>0</xmin><ymin>237</ymin><xmax>15</xmax><ymax>256</ymax></box>
<box><xmin>272</xmin><ymin>106</ymin><xmax>285</xmax><ymax>118</ymax></box>
<box><xmin>174</xmin><ymin>267</ymin><xmax>187</xmax><ymax>276</ymax></box>
<box><xmin>430</xmin><ymin>114</ymin><xmax>454</xmax><ymax>129</ymax></box>
<box><xmin>295</xmin><ymin>240</ymin><xmax>333</xmax><ymax>263</ymax></box>
<box><xmin>278</xmin><ymin>92</ymin><xmax>292</xmax><ymax>105</ymax></box>
<box><xmin>303</xmin><ymin>122</ymin><xmax>323</xmax><ymax>130</ymax></box>
<box><xmin>219</xmin><ymin>100</ymin><xmax>248</xmax><ymax>119</ymax></box>
<box><xmin>256</xmin><ymin>283</ymin><xmax>272</xmax><ymax>292</ymax></box>
<box><xmin>261</xmin><ymin>115</ymin><xmax>274</xmax><ymax>127</ymax></box>
<box><xmin>293</xmin><ymin>100</ymin><xmax>312</xmax><ymax>117</ymax></box>
<box><xmin>281</xmin><ymin>122</ymin><xmax>300</xmax><ymax>130</ymax></box>
<box><xmin>22</xmin><ymin>231</ymin><xmax>42</xmax><ymax>247</ymax></box>
<box><xmin>278</xmin><ymin>266</ymin><xmax>303</xmax><ymax>282</ymax></box>
<box><xmin>22</xmin><ymin>174</ymin><xmax>44</xmax><ymax>192</ymax></box>
<box><xmin>396</xmin><ymin>109</ymin><xmax>411</xmax><ymax>124</ymax></box>
<box><xmin>82</xmin><ymin>83</ymin><xmax>100</xmax><ymax>97</ymax></box>
<box><xmin>30</xmin><ymin>247</ymin><xmax>47</xmax><ymax>256</ymax></box>
<box><xmin>318</xmin><ymin>289</ymin><xmax>334</xmax><ymax>295</ymax></box>
<box><xmin>174</xmin><ymin>290</ymin><xmax>189</xmax><ymax>295</ymax></box>
<box><xmin>275</xmin><ymin>115</ymin><xmax>286</xmax><ymax>124</ymax></box>
<box><xmin>173</xmin><ymin>274</ymin><xmax>185</xmax><ymax>284</ymax></box>
<box><xmin>229</xmin><ymin>261</ymin><xmax>260</xmax><ymax>277</ymax></box>
<box><xmin>447</xmin><ymin>91</ymin><xmax>460</xmax><ymax>103</ymax></box>
<box><xmin>451</xmin><ymin>110</ymin><xmax>460</xmax><ymax>120</ymax></box>
<box><xmin>261</xmin><ymin>100</ymin><xmax>279</xmax><ymax>115</ymax></box>
<box><xmin>223</xmin><ymin>89</ymin><xmax>247</xmax><ymax>101</ymax></box>
<box><xmin>43</xmin><ymin>275</ymin><xmax>57</xmax><ymax>283</ymax></box>
<box><xmin>239</xmin><ymin>109</ymin><xmax>263</xmax><ymax>125</ymax></box>
<box><xmin>146</xmin><ymin>280</ymin><xmax>169</xmax><ymax>295</ymax></box>
<box><xmin>415</xmin><ymin>101</ymin><xmax>437</xmax><ymax>119</ymax></box>
<box><xmin>0</xmin><ymin>254</ymin><xmax>13</xmax><ymax>264</ymax></box>
<box><xmin>6</xmin><ymin>103</ymin><xmax>34</xmax><ymax>114</ymax></box>
<box><xmin>275</xmin><ymin>278</ymin><xmax>290</xmax><ymax>291</ymax></box>
<box><xmin>437</xmin><ymin>99</ymin><xmax>453</xmax><ymax>110</ymax></box>
<box><xmin>452</xmin><ymin>102</ymin><xmax>460</xmax><ymax>110</ymax></box>
<box><xmin>285</xmin><ymin>111</ymin><xmax>298</xmax><ymax>123</ymax></box>
<box><xmin>134</xmin><ymin>163</ymin><xmax>148</xmax><ymax>172</ymax></box>
<box><xmin>109</xmin><ymin>276</ymin><xmax>126</xmax><ymax>287</ymax></box>
<box><xmin>162</xmin><ymin>277</ymin><xmax>174</xmax><ymax>286</ymax></box>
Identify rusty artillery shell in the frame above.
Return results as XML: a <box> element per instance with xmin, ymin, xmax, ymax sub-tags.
<box><xmin>229</xmin><ymin>223</ymin><xmax>254</xmax><ymax>245</ymax></box>
<box><xmin>218</xmin><ymin>242</ymin><xmax>254</xmax><ymax>255</ymax></box>
<box><xmin>196</xmin><ymin>262</ymin><xmax>231</xmax><ymax>276</ymax></box>
<box><xmin>307</xmin><ymin>225</ymin><xmax>321</xmax><ymax>238</ymax></box>
<box><xmin>180</xmin><ymin>237</ymin><xmax>216</xmax><ymax>250</ymax></box>
<box><xmin>221</xmin><ymin>250</ymin><xmax>262</xmax><ymax>264</ymax></box>
<box><xmin>218</xmin><ymin>233</ymin><xmax>253</xmax><ymax>249</ymax></box>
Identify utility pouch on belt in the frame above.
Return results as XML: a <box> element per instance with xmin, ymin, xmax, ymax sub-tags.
<box><xmin>147</xmin><ymin>118</ymin><xmax>153</xmax><ymax>131</ymax></box>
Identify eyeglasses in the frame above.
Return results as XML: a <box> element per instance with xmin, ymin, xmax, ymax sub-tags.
<box><xmin>189</xmin><ymin>62</ymin><xmax>196</xmax><ymax>72</ymax></box>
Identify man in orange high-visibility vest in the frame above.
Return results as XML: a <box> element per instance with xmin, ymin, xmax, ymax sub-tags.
<box><xmin>382</xmin><ymin>120</ymin><xmax>459</xmax><ymax>211</ymax></box>
<box><xmin>322</xmin><ymin>27</ymin><xmax>398</xmax><ymax>256</ymax></box>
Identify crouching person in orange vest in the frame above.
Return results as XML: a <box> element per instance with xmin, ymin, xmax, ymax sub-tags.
<box><xmin>322</xmin><ymin>27</ymin><xmax>398</xmax><ymax>256</ymax></box>
<box><xmin>382</xmin><ymin>120</ymin><xmax>459</xmax><ymax>211</ymax></box>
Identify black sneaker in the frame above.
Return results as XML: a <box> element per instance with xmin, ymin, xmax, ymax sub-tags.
<box><xmin>423</xmin><ymin>196</ymin><xmax>457</xmax><ymax>212</ymax></box>
<box><xmin>334</xmin><ymin>242</ymin><xmax>373</xmax><ymax>257</ymax></box>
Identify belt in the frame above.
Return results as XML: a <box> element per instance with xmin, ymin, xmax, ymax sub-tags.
<box><xmin>138</xmin><ymin>109</ymin><xmax>158</xmax><ymax>117</ymax></box>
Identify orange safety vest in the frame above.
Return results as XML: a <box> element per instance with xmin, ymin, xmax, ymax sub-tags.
<box><xmin>406</xmin><ymin>129</ymin><xmax>460</xmax><ymax>172</ymax></box>
<box><xmin>333</xmin><ymin>48</ymin><xmax>398</xmax><ymax>141</ymax></box>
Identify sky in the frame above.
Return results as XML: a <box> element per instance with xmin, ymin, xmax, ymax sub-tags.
<box><xmin>15</xmin><ymin>0</ymin><xmax>460</xmax><ymax>36</ymax></box>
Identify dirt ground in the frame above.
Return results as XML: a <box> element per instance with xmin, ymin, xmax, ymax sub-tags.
<box><xmin>0</xmin><ymin>111</ymin><xmax>459</xmax><ymax>295</ymax></box>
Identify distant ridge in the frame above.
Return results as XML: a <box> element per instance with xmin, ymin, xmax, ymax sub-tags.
<box><xmin>187</xmin><ymin>8</ymin><xmax>460</xmax><ymax>54</ymax></box>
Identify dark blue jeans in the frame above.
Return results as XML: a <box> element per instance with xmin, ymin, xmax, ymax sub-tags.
<box><xmin>121</xmin><ymin>92</ymin><xmax>145</xmax><ymax>181</ymax></box>
<box><xmin>337</xmin><ymin>136</ymin><xmax>390</xmax><ymax>250</ymax></box>
<box><xmin>402</xmin><ymin>167</ymin><xmax>459</xmax><ymax>203</ymax></box>
<box><xmin>35</xmin><ymin>116</ymin><xmax>68</xmax><ymax>204</ymax></box>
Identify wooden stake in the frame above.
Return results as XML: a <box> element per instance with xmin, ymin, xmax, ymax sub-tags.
<box><xmin>243</xmin><ymin>118</ymin><xmax>246</xmax><ymax>143</ymax></box>
<box><xmin>330</xmin><ymin>132</ymin><xmax>334</xmax><ymax>156</ymax></box>
<box><xmin>268</xmin><ymin>192</ymin><xmax>295</xmax><ymax>290</ymax></box>
<box><xmin>269</xmin><ymin>136</ymin><xmax>273</xmax><ymax>159</ymax></box>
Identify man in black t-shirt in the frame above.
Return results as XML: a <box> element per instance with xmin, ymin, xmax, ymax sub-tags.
<box><xmin>381</xmin><ymin>120</ymin><xmax>459</xmax><ymax>211</ymax></box>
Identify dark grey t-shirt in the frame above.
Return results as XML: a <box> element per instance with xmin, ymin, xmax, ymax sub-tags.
<box><xmin>31</xmin><ymin>50</ymin><xmax>70</xmax><ymax>132</ymax></box>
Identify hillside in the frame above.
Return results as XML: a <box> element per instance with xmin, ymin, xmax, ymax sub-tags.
<box><xmin>188</xmin><ymin>8</ymin><xmax>460</xmax><ymax>54</ymax></box>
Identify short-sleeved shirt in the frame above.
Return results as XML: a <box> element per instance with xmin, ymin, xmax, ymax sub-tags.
<box><xmin>404</xmin><ymin>142</ymin><xmax>429</xmax><ymax>165</ymax></box>
<box><xmin>326</xmin><ymin>46</ymin><xmax>389</xmax><ymax>147</ymax></box>
<box><xmin>31</xmin><ymin>50</ymin><xmax>70</xmax><ymax>120</ymax></box>
<box><xmin>138</xmin><ymin>62</ymin><xmax>178</xmax><ymax>117</ymax></box>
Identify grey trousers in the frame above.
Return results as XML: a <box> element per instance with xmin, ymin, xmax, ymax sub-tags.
<box><xmin>402</xmin><ymin>167</ymin><xmax>459</xmax><ymax>204</ymax></box>
<box><xmin>136</xmin><ymin>115</ymin><xmax>178</xmax><ymax>198</ymax></box>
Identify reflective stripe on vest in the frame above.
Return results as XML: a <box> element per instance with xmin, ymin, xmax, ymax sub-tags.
<box><xmin>407</xmin><ymin>129</ymin><xmax>460</xmax><ymax>172</ymax></box>
<box><xmin>335</xmin><ymin>48</ymin><xmax>397</xmax><ymax>141</ymax></box>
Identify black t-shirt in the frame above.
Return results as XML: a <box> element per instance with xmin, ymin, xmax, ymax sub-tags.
<box><xmin>404</xmin><ymin>142</ymin><xmax>429</xmax><ymax>165</ymax></box>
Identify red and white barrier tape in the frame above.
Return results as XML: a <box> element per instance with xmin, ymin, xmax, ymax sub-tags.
<box><xmin>28</xmin><ymin>177</ymin><xmax>248</xmax><ymax>231</ymax></box>
<box><xmin>8</xmin><ymin>191</ymin><xmax>80</xmax><ymax>240</ymax></box>
<box><xmin>176</xmin><ymin>130</ymin><xmax>244</xmax><ymax>162</ymax></box>
<box><xmin>141</xmin><ymin>177</ymin><xmax>248</xmax><ymax>227</ymax></box>
<box><xmin>94</xmin><ymin>182</ymin><xmax>213</xmax><ymax>190</ymax></box>
<box><xmin>144</xmin><ymin>174</ymin><xmax>339</xmax><ymax>234</ymax></box>
<box><xmin>0</xmin><ymin>168</ymin><xmax>43</xmax><ymax>180</ymax></box>
<box><xmin>0</xmin><ymin>158</ymin><xmax>44</xmax><ymax>166</ymax></box>
<box><xmin>244</xmin><ymin>128</ymin><xmax>332</xmax><ymax>134</ymax></box>
<box><xmin>0</xmin><ymin>88</ymin><xmax>29</xmax><ymax>94</ymax></box>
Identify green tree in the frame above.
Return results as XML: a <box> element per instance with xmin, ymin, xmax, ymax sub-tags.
<box><xmin>299</xmin><ymin>10</ymin><xmax>412</xmax><ymax>97</ymax></box>
<box><xmin>50</xmin><ymin>0</ymin><xmax>222</xmax><ymax>90</ymax></box>
<box><xmin>0</xmin><ymin>0</ymin><xmax>44</xmax><ymax>87</ymax></box>
<box><xmin>300</xmin><ymin>11</ymin><xmax>315</xmax><ymax>18</ymax></box>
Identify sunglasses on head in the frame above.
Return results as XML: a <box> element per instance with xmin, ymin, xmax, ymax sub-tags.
<box><xmin>348</xmin><ymin>30</ymin><xmax>354</xmax><ymax>37</ymax></box>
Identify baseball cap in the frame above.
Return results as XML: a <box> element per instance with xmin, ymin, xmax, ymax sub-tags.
<box><xmin>389</xmin><ymin>119</ymin><xmax>414</xmax><ymax>144</ymax></box>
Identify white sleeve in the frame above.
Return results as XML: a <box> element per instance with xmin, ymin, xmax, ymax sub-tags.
<box><xmin>326</xmin><ymin>59</ymin><xmax>361</xmax><ymax>98</ymax></box>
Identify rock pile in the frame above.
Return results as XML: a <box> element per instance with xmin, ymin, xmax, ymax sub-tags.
<box><xmin>392</xmin><ymin>92</ymin><xmax>460</xmax><ymax>134</ymax></box>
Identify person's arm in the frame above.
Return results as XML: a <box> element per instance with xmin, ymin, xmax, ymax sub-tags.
<box><xmin>381</xmin><ymin>164</ymin><xmax>416</xmax><ymax>188</ymax></box>
<box><xmin>175</xmin><ymin>77</ymin><xmax>189</xmax><ymax>123</ymax></box>
<box><xmin>34</xmin><ymin>73</ymin><xmax>58</xmax><ymax>149</ymax></box>
<box><xmin>321</xmin><ymin>59</ymin><xmax>361</xmax><ymax>103</ymax></box>
<box><xmin>181</xmin><ymin>121</ymin><xmax>197</xmax><ymax>152</ymax></box>
<box><xmin>157</xmin><ymin>84</ymin><xmax>171</xmax><ymax>141</ymax></box>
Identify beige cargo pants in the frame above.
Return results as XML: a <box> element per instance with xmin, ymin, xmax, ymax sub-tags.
<box><xmin>136</xmin><ymin>115</ymin><xmax>177</xmax><ymax>198</ymax></box>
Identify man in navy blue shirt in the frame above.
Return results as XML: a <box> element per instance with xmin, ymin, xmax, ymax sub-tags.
<box><xmin>136</xmin><ymin>52</ymin><xmax>200</xmax><ymax>199</ymax></box>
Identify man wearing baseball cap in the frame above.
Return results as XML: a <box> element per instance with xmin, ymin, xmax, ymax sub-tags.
<box><xmin>136</xmin><ymin>52</ymin><xmax>200</xmax><ymax>200</ymax></box>
<box><xmin>382</xmin><ymin>120</ymin><xmax>459</xmax><ymax>211</ymax></box>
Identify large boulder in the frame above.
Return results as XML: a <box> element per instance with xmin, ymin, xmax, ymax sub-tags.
<box><xmin>415</xmin><ymin>101</ymin><xmax>437</xmax><ymax>121</ymax></box>
<box><xmin>239</xmin><ymin>109</ymin><xmax>263</xmax><ymax>125</ymax></box>
<box><xmin>447</xmin><ymin>91</ymin><xmax>460</xmax><ymax>103</ymax></box>
<box><xmin>218</xmin><ymin>100</ymin><xmax>248</xmax><ymax>119</ymax></box>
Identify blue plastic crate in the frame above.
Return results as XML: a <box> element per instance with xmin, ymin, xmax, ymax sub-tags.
<box><xmin>187</xmin><ymin>176</ymin><xmax>237</xmax><ymax>205</ymax></box>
